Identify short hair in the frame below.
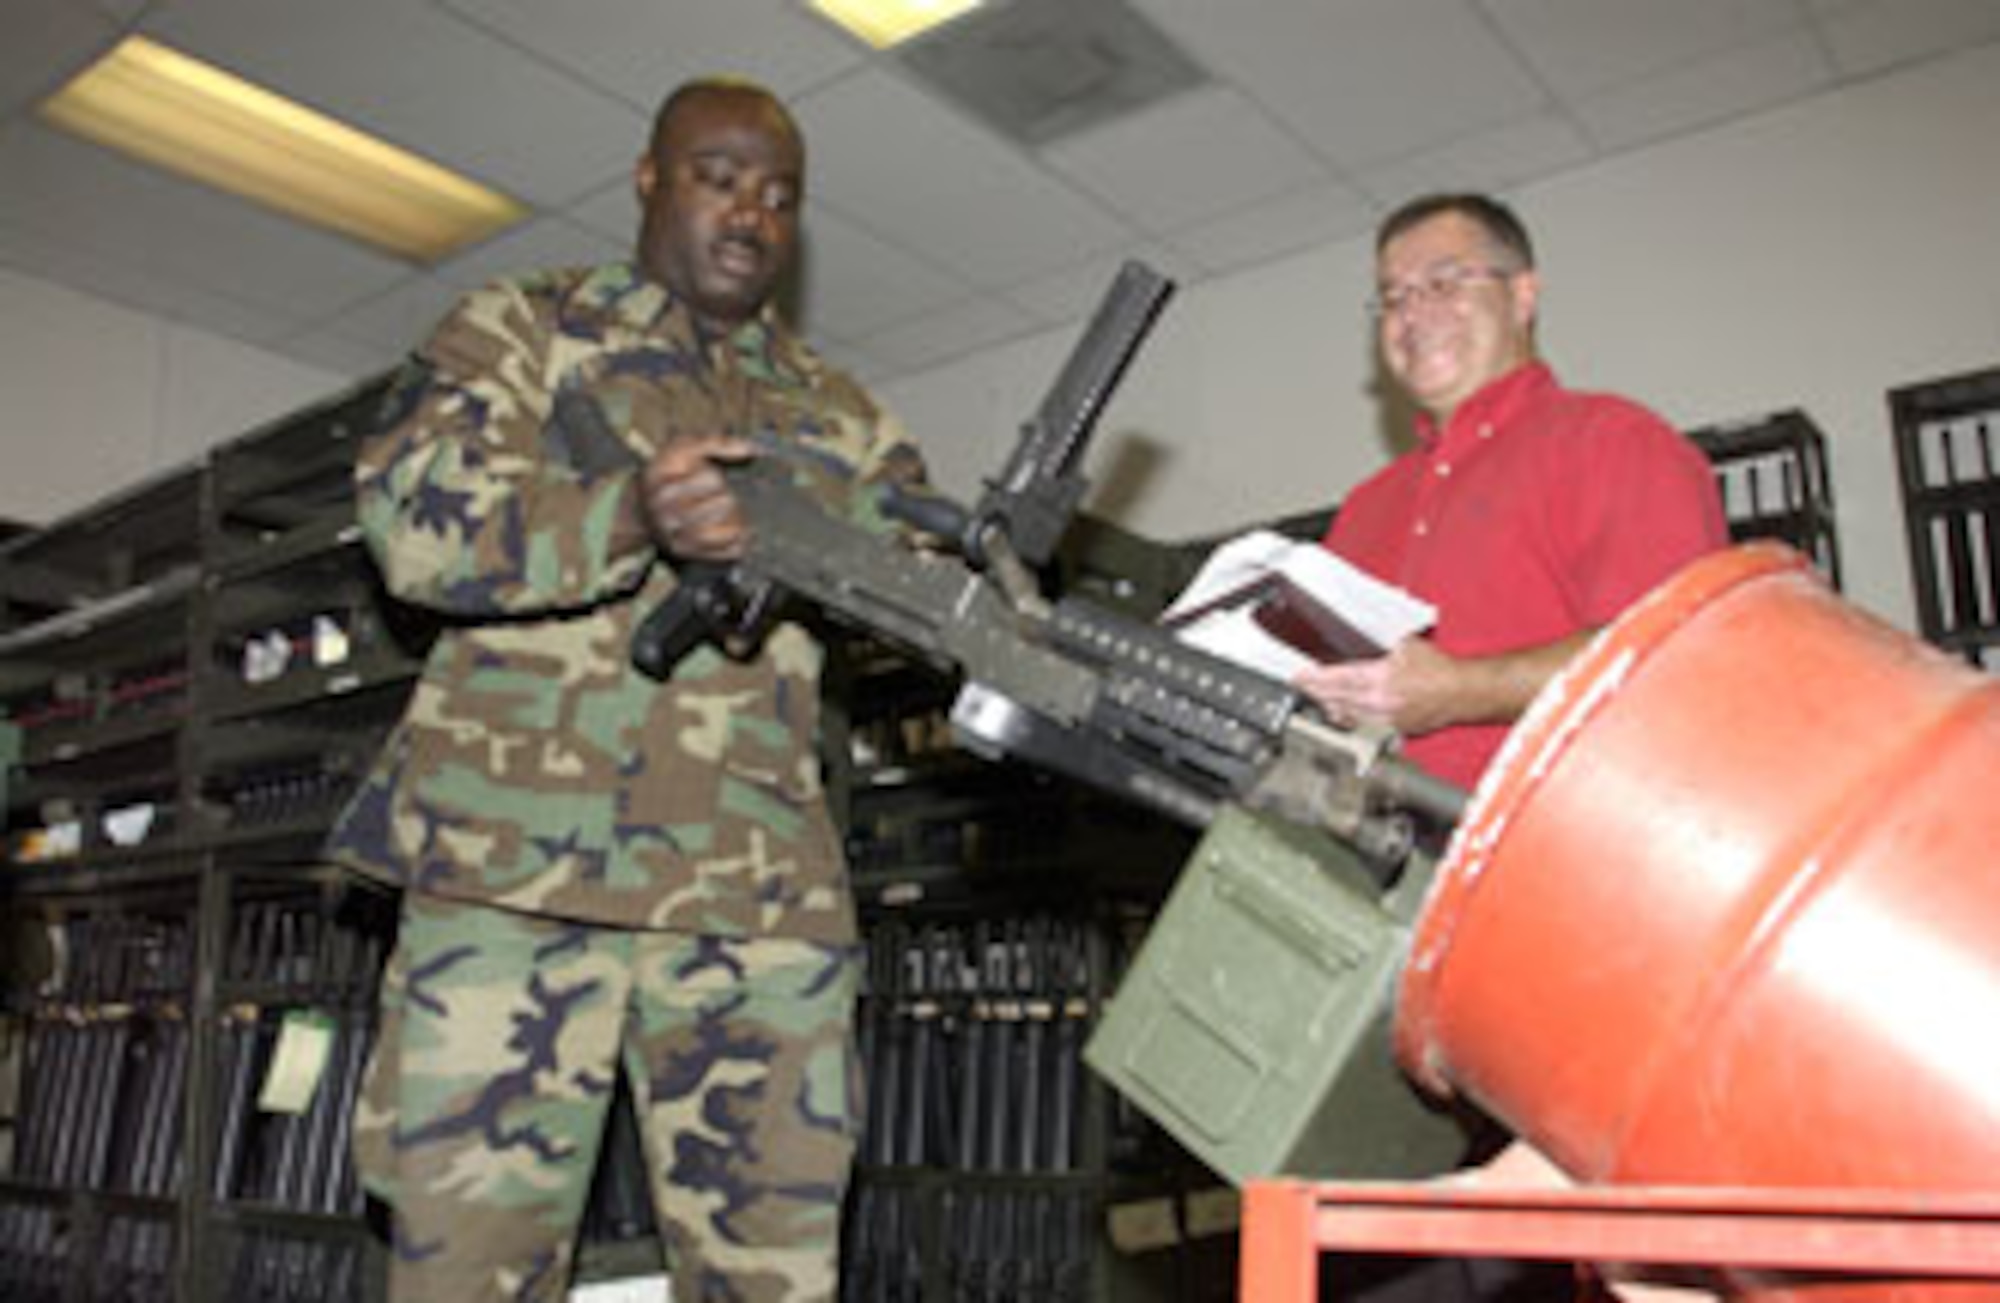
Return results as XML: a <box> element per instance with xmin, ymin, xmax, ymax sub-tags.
<box><xmin>648</xmin><ymin>77</ymin><xmax>799</xmax><ymax>161</ymax></box>
<box><xmin>1376</xmin><ymin>193</ymin><xmax>1535</xmax><ymax>269</ymax></box>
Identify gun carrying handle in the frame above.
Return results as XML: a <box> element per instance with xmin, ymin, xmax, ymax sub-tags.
<box><xmin>881</xmin><ymin>482</ymin><xmax>1050</xmax><ymax>618</ymax></box>
<box><xmin>880</xmin><ymin>482</ymin><xmax>971</xmax><ymax>541</ymax></box>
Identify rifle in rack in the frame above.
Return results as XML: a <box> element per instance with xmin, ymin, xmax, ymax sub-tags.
<box><xmin>623</xmin><ymin>259</ymin><xmax>1462</xmax><ymax>866</ymax></box>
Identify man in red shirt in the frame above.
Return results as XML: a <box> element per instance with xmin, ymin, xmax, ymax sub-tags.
<box><xmin>1293</xmin><ymin>193</ymin><xmax>1726</xmax><ymax>1301</ymax></box>
<box><xmin>1295</xmin><ymin>193</ymin><xmax>1726</xmax><ymax>792</ymax></box>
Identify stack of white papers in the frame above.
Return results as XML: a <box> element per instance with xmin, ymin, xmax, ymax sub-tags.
<box><xmin>1161</xmin><ymin>529</ymin><xmax>1436</xmax><ymax>682</ymax></box>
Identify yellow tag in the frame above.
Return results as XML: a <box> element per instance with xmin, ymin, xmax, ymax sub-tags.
<box><xmin>1106</xmin><ymin>1197</ymin><xmax>1179</xmax><ymax>1253</ymax></box>
<box><xmin>1183</xmin><ymin>1186</ymin><xmax>1241</xmax><ymax>1239</ymax></box>
<box><xmin>257</xmin><ymin>1010</ymin><xmax>335</xmax><ymax>1115</ymax></box>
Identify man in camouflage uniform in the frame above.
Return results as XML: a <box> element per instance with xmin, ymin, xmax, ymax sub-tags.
<box><xmin>325</xmin><ymin>77</ymin><xmax>927</xmax><ymax>1301</ymax></box>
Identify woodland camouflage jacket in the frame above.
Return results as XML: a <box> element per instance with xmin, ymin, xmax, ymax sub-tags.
<box><xmin>325</xmin><ymin>262</ymin><xmax>927</xmax><ymax>943</ymax></box>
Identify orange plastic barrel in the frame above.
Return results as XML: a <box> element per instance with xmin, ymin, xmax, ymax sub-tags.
<box><xmin>1396</xmin><ymin>543</ymin><xmax>2000</xmax><ymax>1301</ymax></box>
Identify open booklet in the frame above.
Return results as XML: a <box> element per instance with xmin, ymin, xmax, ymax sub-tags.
<box><xmin>1160</xmin><ymin>528</ymin><xmax>1437</xmax><ymax>683</ymax></box>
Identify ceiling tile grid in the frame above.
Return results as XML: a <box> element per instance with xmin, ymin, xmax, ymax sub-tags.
<box><xmin>1</xmin><ymin>0</ymin><xmax>124</xmax><ymax>119</ymax></box>
<box><xmin>1131</xmin><ymin>0</ymin><xmax>1554</xmax><ymax>169</ymax></box>
<box><xmin>792</xmin><ymin>68</ymin><xmax>1138</xmax><ymax>289</ymax></box>
<box><xmin>1039</xmin><ymin>84</ymin><xmax>1335</xmax><ymax>233</ymax></box>
<box><xmin>0</xmin><ymin>0</ymin><xmax>1991</xmax><ymax>388</ymax></box>
<box><xmin>1479</xmin><ymin>0</ymin><xmax>1815</xmax><ymax>101</ymax></box>
<box><xmin>1568</xmin><ymin>27</ymin><xmax>1834</xmax><ymax>151</ymax></box>
<box><xmin>435</xmin><ymin>0</ymin><xmax>867</xmax><ymax>108</ymax></box>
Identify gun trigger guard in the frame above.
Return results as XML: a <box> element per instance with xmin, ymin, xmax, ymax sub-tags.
<box><xmin>718</xmin><ymin>581</ymin><xmax>781</xmax><ymax>662</ymax></box>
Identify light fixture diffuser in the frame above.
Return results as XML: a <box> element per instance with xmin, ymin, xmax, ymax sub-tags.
<box><xmin>806</xmin><ymin>0</ymin><xmax>985</xmax><ymax>50</ymax></box>
<box><xmin>39</xmin><ymin>35</ymin><xmax>527</xmax><ymax>264</ymax></box>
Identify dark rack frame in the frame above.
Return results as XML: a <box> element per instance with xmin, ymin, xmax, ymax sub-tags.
<box><xmin>1686</xmin><ymin>408</ymin><xmax>1843</xmax><ymax>588</ymax></box>
<box><xmin>1889</xmin><ymin>365</ymin><xmax>2000</xmax><ymax>668</ymax></box>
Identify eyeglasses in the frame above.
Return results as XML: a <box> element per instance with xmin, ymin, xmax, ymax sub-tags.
<box><xmin>1368</xmin><ymin>263</ymin><xmax>1517</xmax><ymax>320</ymax></box>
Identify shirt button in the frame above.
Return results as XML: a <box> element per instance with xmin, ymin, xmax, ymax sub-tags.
<box><xmin>1434</xmin><ymin>462</ymin><xmax>1452</xmax><ymax>478</ymax></box>
<box><xmin>1414</xmin><ymin>521</ymin><xmax>1430</xmax><ymax>537</ymax></box>
<box><xmin>1479</xmin><ymin>423</ymin><xmax>1494</xmax><ymax>440</ymax></box>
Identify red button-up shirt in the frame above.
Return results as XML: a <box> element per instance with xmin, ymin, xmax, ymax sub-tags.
<box><xmin>1324</xmin><ymin>361</ymin><xmax>1727</xmax><ymax>788</ymax></box>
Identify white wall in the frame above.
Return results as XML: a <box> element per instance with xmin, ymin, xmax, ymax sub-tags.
<box><xmin>0</xmin><ymin>269</ymin><xmax>344</xmax><ymax>529</ymax></box>
<box><xmin>881</xmin><ymin>41</ymin><xmax>2000</xmax><ymax>631</ymax></box>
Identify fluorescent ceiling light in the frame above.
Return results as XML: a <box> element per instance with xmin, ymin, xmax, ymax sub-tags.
<box><xmin>806</xmin><ymin>0</ymin><xmax>985</xmax><ymax>50</ymax></box>
<box><xmin>39</xmin><ymin>35</ymin><xmax>527</xmax><ymax>264</ymax></box>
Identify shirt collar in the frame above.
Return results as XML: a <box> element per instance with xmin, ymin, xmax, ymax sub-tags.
<box><xmin>569</xmin><ymin>261</ymin><xmax>782</xmax><ymax>356</ymax></box>
<box><xmin>1413</xmin><ymin>360</ymin><xmax>1555</xmax><ymax>451</ymax></box>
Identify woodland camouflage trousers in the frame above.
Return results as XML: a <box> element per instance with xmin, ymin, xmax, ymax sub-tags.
<box><xmin>354</xmin><ymin>892</ymin><xmax>862</xmax><ymax>1302</ymax></box>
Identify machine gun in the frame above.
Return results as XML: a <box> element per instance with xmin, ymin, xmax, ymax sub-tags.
<box><xmin>627</xmin><ymin>260</ymin><xmax>1463</xmax><ymax>866</ymax></box>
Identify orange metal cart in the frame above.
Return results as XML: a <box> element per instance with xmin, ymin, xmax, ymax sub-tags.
<box><xmin>1241</xmin><ymin>1180</ymin><xmax>2000</xmax><ymax>1301</ymax></box>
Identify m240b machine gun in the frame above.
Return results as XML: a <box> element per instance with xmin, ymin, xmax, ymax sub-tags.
<box><xmin>627</xmin><ymin>260</ymin><xmax>1478</xmax><ymax>1183</ymax></box>
<box><xmin>628</xmin><ymin>260</ymin><xmax>1463</xmax><ymax>867</ymax></box>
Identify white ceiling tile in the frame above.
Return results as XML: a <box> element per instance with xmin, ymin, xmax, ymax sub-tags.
<box><xmin>1165</xmin><ymin>179</ymin><xmax>1376</xmax><ymax>276</ymax></box>
<box><xmin>810</xmin><ymin>337</ymin><xmax>895</xmax><ymax>387</ymax></box>
<box><xmin>4</xmin><ymin>0</ymin><xmax>121</xmax><ymax>117</ymax></box>
<box><xmin>1814</xmin><ymin>0</ymin><xmax>2000</xmax><ymax>77</ymax></box>
<box><xmin>143</xmin><ymin>0</ymin><xmax>645</xmax><ymax>206</ymax></box>
<box><xmin>1571</xmin><ymin>31</ymin><xmax>1833</xmax><ymax>151</ymax></box>
<box><xmin>435</xmin><ymin>215</ymin><xmax>626</xmax><ymax>291</ymax></box>
<box><xmin>437</xmin><ymin>0</ymin><xmax>865</xmax><ymax>106</ymax></box>
<box><xmin>0</xmin><ymin>122</ymin><xmax>407</xmax><ymax>318</ymax></box>
<box><xmin>793</xmin><ymin>68</ymin><xmax>1135</xmax><ymax>288</ymax></box>
<box><xmin>272</xmin><ymin>328</ymin><xmax>407</xmax><ymax>382</ymax></box>
<box><xmin>0</xmin><ymin>218</ymin><xmax>311</xmax><ymax>344</ymax></box>
<box><xmin>1001</xmin><ymin>243</ymin><xmax>1203</xmax><ymax>324</ymax></box>
<box><xmin>1133</xmin><ymin>0</ymin><xmax>1549</xmax><ymax>168</ymax></box>
<box><xmin>1042</xmin><ymin>85</ymin><xmax>1330</xmax><ymax>234</ymax></box>
<box><xmin>1355</xmin><ymin>111</ymin><xmax>1596</xmax><ymax>206</ymax></box>
<box><xmin>846</xmin><ymin>295</ymin><xmax>1043</xmax><ymax>377</ymax></box>
<box><xmin>565</xmin><ymin>177</ymin><xmax>642</xmax><ymax>245</ymax></box>
<box><xmin>792</xmin><ymin>204</ymin><xmax>975</xmax><ymax>342</ymax></box>
<box><xmin>297</xmin><ymin>276</ymin><xmax>467</xmax><ymax>361</ymax></box>
<box><xmin>1483</xmin><ymin>0</ymin><xmax>1810</xmax><ymax>99</ymax></box>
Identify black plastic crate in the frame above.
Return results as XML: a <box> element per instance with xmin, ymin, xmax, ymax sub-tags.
<box><xmin>1686</xmin><ymin>409</ymin><xmax>1842</xmax><ymax>588</ymax></box>
<box><xmin>1890</xmin><ymin>366</ymin><xmax>2000</xmax><ymax>669</ymax></box>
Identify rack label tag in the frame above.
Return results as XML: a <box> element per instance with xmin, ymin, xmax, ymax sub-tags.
<box><xmin>259</xmin><ymin>1009</ymin><xmax>336</xmax><ymax>1114</ymax></box>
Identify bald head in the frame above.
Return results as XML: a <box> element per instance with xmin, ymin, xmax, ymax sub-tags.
<box><xmin>634</xmin><ymin>79</ymin><xmax>805</xmax><ymax>328</ymax></box>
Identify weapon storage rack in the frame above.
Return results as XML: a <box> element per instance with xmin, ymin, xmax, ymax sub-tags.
<box><xmin>1889</xmin><ymin>365</ymin><xmax>2000</xmax><ymax>669</ymax></box>
<box><xmin>828</xmin><ymin>516</ymin><xmax>1243</xmax><ymax>1302</ymax></box>
<box><xmin>1</xmin><ymin>376</ymin><xmax>1239</xmax><ymax>1301</ymax></box>
<box><xmin>0</xmin><ymin>373</ymin><xmax>416</xmax><ymax>1303</ymax></box>
<box><xmin>1686</xmin><ymin>409</ymin><xmax>1843</xmax><ymax>588</ymax></box>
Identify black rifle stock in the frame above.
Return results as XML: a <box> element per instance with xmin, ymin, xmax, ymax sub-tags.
<box><xmin>621</xmin><ymin>260</ymin><xmax>1463</xmax><ymax>862</ymax></box>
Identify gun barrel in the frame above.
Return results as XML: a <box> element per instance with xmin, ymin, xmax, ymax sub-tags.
<box><xmin>1370</xmin><ymin>753</ymin><xmax>1468</xmax><ymax>826</ymax></box>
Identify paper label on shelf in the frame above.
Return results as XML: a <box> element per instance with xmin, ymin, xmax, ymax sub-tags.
<box><xmin>312</xmin><ymin>614</ymin><xmax>351</xmax><ymax>667</ymax></box>
<box><xmin>1107</xmin><ymin>1196</ymin><xmax>1179</xmax><ymax>1253</ymax></box>
<box><xmin>1182</xmin><ymin>1186</ymin><xmax>1241</xmax><ymax>1238</ymax></box>
<box><xmin>102</xmin><ymin>802</ymin><xmax>156</xmax><ymax>846</ymax></box>
<box><xmin>258</xmin><ymin>1009</ymin><xmax>336</xmax><ymax>1114</ymax></box>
